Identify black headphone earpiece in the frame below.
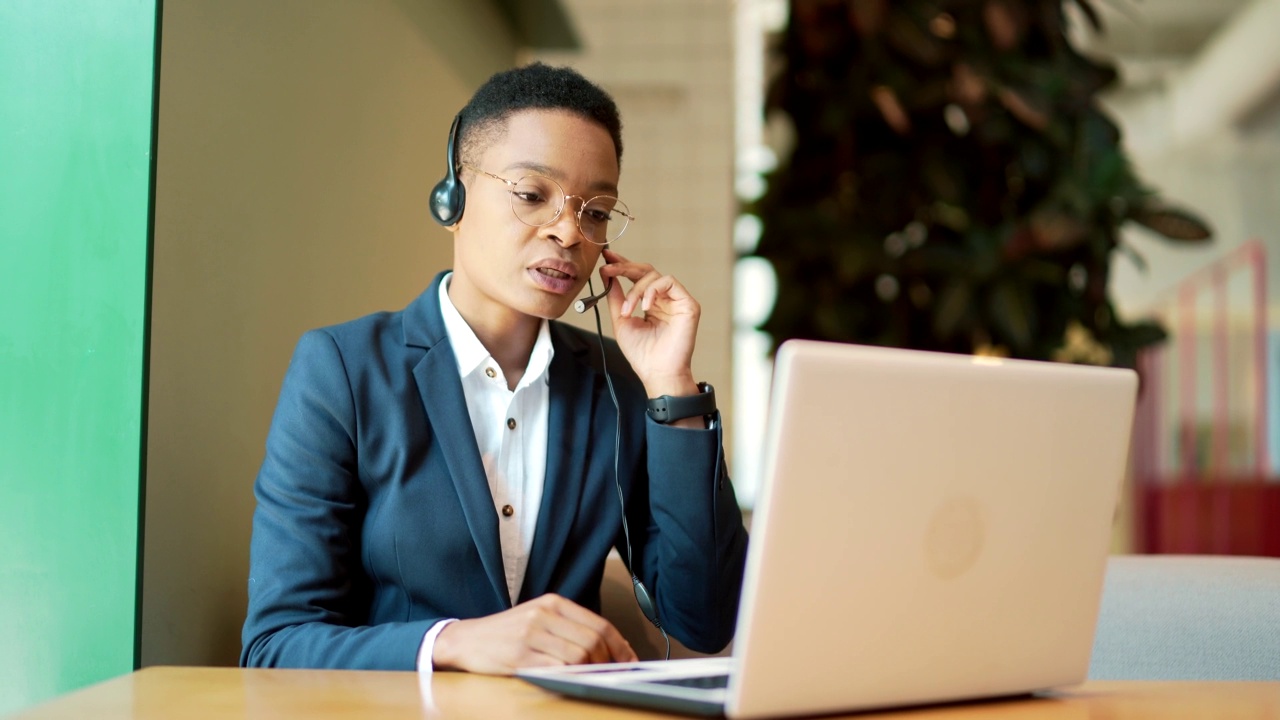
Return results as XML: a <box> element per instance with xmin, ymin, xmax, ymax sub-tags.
<box><xmin>429</xmin><ymin>113</ymin><xmax>465</xmax><ymax>226</ymax></box>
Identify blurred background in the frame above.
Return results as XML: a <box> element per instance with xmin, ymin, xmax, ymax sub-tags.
<box><xmin>3</xmin><ymin>0</ymin><xmax>1277</xmax><ymax>713</ymax></box>
<box><xmin>724</xmin><ymin>0</ymin><xmax>1279</xmax><ymax>560</ymax></box>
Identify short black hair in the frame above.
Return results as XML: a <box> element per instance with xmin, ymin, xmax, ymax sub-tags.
<box><xmin>457</xmin><ymin>62</ymin><xmax>623</xmax><ymax>168</ymax></box>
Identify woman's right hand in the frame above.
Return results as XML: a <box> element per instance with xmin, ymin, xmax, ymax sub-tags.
<box><xmin>432</xmin><ymin>594</ymin><xmax>638</xmax><ymax>675</ymax></box>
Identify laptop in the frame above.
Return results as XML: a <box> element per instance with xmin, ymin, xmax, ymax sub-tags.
<box><xmin>519</xmin><ymin>339</ymin><xmax>1138</xmax><ymax>718</ymax></box>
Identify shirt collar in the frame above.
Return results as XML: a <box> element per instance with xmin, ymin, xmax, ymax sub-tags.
<box><xmin>438</xmin><ymin>272</ymin><xmax>554</xmax><ymax>387</ymax></box>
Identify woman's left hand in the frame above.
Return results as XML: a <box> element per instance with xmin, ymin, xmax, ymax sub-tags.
<box><xmin>599</xmin><ymin>249</ymin><xmax>701</xmax><ymax>399</ymax></box>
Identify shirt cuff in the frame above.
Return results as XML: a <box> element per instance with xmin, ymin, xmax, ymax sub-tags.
<box><xmin>416</xmin><ymin>618</ymin><xmax>459</xmax><ymax>673</ymax></box>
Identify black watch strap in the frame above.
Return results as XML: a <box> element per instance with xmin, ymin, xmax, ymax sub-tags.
<box><xmin>646</xmin><ymin>382</ymin><xmax>716</xmax><ymax>424</ymax></box>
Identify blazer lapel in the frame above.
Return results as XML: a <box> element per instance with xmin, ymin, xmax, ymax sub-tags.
<box><xmin>520</xmin><ymin>326</ymin><xmax>597</xmax><ymax>602</ymax></box>
<box><xmin>405</xmin><ymin>273</ymin><xmax>509</xmax><ymax>609</ymax></box>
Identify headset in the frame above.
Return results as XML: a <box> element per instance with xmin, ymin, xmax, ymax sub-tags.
<box><xmin>429</xmin><ymin>114</ymin><xmax>466</xmax><ymax>226</ymax></box>
<box><xmin>431</xmin><ymin>112</ymin><xmax>614</xmax><ymax>312</ymax></box>
<box><xmin>429</xmin><ymin>114</ymin><xmax>669</xmax><ymax>657</ymax></box>
<box><xmin>430</xmin><ymin>114</ymin><xmax>616</xmax><ymax>310</ymax></box>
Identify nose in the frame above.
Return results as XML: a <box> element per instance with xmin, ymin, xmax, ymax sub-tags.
<box><xmin>546</xmin><ymin>197</ymin><xmax>587</xmax><ymax>247</ymax></box>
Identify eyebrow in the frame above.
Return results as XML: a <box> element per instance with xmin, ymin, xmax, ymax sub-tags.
<box><xmin>502</xmin><ymin>161</ymin><xmax>619</xmax><ymax>195</ymax></box>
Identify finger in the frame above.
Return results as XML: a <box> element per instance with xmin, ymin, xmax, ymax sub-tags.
<box><xmin>596</xmin><ymin>253</ymin><xmax>647</xmax><ymax>320</ymax></box>
<box><xmin>540</xmin><ymin>606</ymin><xmax>618</xmax><ymax>665</ymax></box>
<box><xmin>598</xmin><ymin>250</ymin><xmax>678</xmax><ymax>317</ymax></box>
<box><xmin>621</xmin><ymin>269</ymin><xmax>663</xmax><ymax>317</ymax></box>
<box><xmin>551</xmin><ymin>601</ymin><xmax>638</xmax><ymax>663</ymax></box>
<box><xmin>598</xmin><ymin>253</ymin><xmax>658</xmax><ymax>286</ymax></box>
<box><xmin>544</xmin><ymin>617</ymin><xmax>615</xmax><ymax>665</ymax></box>
<box><xmin>605</xmin><ymin>267</ymin><xmax>654</xmax><ymax>322</ymax></box>
<box><xmin>528</xmin><ymin>623</ymin><xmax>599</xmax><ymax>665</ymax></box>
<box><xmin>603</xmin><ymin>266</ymin><xmax>629</xmax><ymax>323</ymax></box>
<box><xmin>521</xmin><ymin>597</ymin><xmax>614</xmax><ymax>665</ymax></box>
<box><xmin>597</xmin><ymin>251</ymin><xmax>646</xmax><ymax>279</ymax></box>
<box><xmin>601</xmin><ymin>623</ymin><xmax>639</xmax><ymax>663</ymax></box>
<box><xmin>640</xmin><ymin>274</ymin><xmax>693</xmax><ymax>314</ymax></box>
<box><xmin>634</xmin><ymin>273</ymin><xmax>699</xmax><ymax>320</ymax></box>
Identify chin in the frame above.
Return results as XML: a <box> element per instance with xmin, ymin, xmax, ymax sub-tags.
<box><xmin>518</xmin><ymin>294</ymin><xmax>575</xmax><ymax>321</ymax></box>
<box><xmin>548</xmin><ymin>300</ymin><xmax>579</xmax><ymax>320</ymax></box>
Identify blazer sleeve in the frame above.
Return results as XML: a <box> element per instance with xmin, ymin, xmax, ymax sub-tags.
<box><xmin>240</xmin><ymin>330</ymin><xmax>437</xmax><ymax>669</ymax></box>
<box><xmin>625</xmin><ymin>414</ymin><xmax>749</xmax><ymax>654</ymax></box>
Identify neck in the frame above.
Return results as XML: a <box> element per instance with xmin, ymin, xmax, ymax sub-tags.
<box><xmin>447</xmin><ymin>281</ymin><xmax>541</xmax><ymax>389</ymax></box>
<box><xmin>478</xmin><ymin>320</ymin><xmax>540</xmax><ymax>389</ymax></box>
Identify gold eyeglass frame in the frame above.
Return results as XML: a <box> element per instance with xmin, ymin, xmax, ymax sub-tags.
<box><xmin>461</xmin><ymin>163</ymin><xmax>635</xmax><ymax>245</ymax></box>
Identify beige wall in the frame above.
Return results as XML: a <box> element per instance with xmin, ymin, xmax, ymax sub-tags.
<box><xmin>143</xmin><ymin>0</ymin><xmax>516</xmax><ymax>666</ymax></box>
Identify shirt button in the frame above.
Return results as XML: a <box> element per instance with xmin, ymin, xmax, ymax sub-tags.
<box><xmin>485</xmin><ymin>367</ymin><xmax>496</xmax><ymax>379</ymax></box>
<box><xmin>507</xmin><ymin>418</ymin><xmax>517</xmax><ymax>430</ymax></box>
<box><xmin>501</xmin><ymin>504</ymin><xmax>514</xmax><ymax>517</ymax></box>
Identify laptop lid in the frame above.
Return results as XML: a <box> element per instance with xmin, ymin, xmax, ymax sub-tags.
<box><xmin>520</xmin><ymin>340</ymin><xmax>1137</xmax><ymax>719</ymax></box>
<box><xmin>727</xmin><ymin>340</ymin><xmax>1137</xmax><ymax>718</ymax></box>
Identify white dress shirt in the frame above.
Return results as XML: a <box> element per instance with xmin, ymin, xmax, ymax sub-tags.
<box><xmin>416</xmin><ymin>273</ymin><xmax>554</xmax><ymax>671</ymax></box>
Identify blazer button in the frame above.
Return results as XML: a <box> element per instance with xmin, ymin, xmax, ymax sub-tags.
<box><xmin>501</xmin><ymin>504</ymin><xmax>515</xmax><ymax>517</ymax></box>
<box><xmin>506</xmin><ymin>418</ymin><xmax>517</xmax><ymax>430</ymax></box>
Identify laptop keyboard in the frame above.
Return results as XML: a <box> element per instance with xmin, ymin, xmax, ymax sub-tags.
<box><xmin>648</xmin><ymin>674</ymin><xmax>730</xmax><ymax>690</ymax></box>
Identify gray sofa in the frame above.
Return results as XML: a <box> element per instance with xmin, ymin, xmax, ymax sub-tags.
<box><xmin>1088</xmin><ymin>555</ymin><xmax>1280</xmax><ymax>680</ymax></box>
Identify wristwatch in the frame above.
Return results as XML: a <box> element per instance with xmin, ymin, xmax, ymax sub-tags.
<box><xmin>646</xmin><ymin>382</ymin><xmax>717</xmax><ymax>425</ymax></box>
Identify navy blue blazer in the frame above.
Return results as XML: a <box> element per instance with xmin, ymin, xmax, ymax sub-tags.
<box><xmin>241</xmin><ymin>272</ymin><xmax>749</xmax><ymax>669</ymax></box>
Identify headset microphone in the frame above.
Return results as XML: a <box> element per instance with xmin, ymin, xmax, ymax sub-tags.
<box><xmin>573</xmin><ymin>277</ymin><xmax>613</xmax><ymax>314</ymax></box>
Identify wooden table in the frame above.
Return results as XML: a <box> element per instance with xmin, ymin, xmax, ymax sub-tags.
<box><xmin>11</xmin><ymin>666</ymin><xmax>1280</xmax><ymax>719</ymax></box>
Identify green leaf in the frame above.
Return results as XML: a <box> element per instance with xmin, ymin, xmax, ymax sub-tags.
<box><xmin>1120</xmin><ymin>321</ymin><xmax>1168</xmax><ymax>348</ymax></box>
<box><xmin>1129</xmin><ymin>203</ymin><xmax>1213</xmax><ymax>242</ymax></box>
<box><xmin>1103</xmin><ymin>319</ymin><xmax>1169</xmax><ymax>369</ymax></box>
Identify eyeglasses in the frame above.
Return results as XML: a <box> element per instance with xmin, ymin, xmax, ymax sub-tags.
<box><xmin>462</xmin><ymin>163</ymin><xmax>634</xmax><ymax>244</ymax></box>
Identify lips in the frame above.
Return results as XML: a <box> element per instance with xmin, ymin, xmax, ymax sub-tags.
<box><xmin>528</xmin><ymin>259</ymin><xmax>581</xmax><ymax>295</ymax></box>
<box><xmin>530</xmin><ymin>259</ymin><xmax>579</xmax><ymax>280</ymax></box>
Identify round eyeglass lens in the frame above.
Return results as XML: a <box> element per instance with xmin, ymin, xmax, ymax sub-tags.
<box><xmin>509</xmin><ymin>175</ymin><xmax>630</xmax><ymax>244</ymax></box>
<box><xmin>580</xmin><ymin>197</ymin><xmax>630</xmax><ymax>244</ymax></box>
<box><xmin>510</xmin><ymin>175</ymin><xmax>562</xmax><ymax>226</ymax></box>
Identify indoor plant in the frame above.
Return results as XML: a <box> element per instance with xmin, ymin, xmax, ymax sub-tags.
<box><xmin>751</xmin><ymin>0</ymin><xmax>1211</xmax><ymax>367</ymax></box>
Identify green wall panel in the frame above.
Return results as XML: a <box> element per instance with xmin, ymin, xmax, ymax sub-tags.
<box><xmin>0</xmin><ymin>0</ymin><xmax>158</xmax><ymax>713</ymax></box>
